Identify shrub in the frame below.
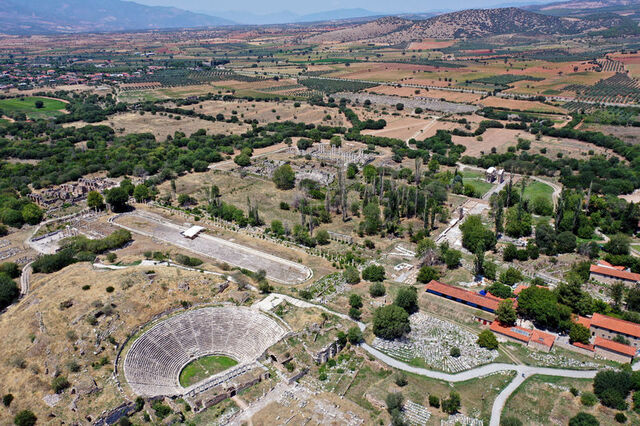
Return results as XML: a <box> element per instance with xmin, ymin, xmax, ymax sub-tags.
<box><xmin>2</xmin><ymin>393</ymin><xmax>13</xmax><ymax>407</ymax></box>
<box><xmin>0</xmin><ymin>262</ymin><xmax>20</xmax><ymax>279</ymax></box>
<box><xmin>14</xmin><ymin>410</ymin><xmax>37</xmax><ymax>426</ymax></box>
<box><xmin>362</xmin><ymin>264</ymin><xmax>385</xmax><ymax>282</ymax></box>
<box><xmin>450</xmin><ymin>347</ymin><xmax>461</xmax><ymax>357</ymax></box>
<box><xmin>386</xmin><ymin>392</ymin><xmax>404</xmax><ymax>412</ymax></box>
<box><xmin>51</xmin><ymin>375</ymin><xmax>70</xmax><ymax>393</ymax></box>
<box><xmin>349</xmin><ymin>307</ymin><xmax>361</xmax><ymax>321</ymax></box>
<box><xmin>581</xmin><ymin>392</ymin><xmax>597</xmax><ymax>407</ymax></box>
<box><xmin>394</xmin><ymin>372</ymin><xmax>408</xmax><ymax>387</ymax></box>
<box><xmin>615</xmin><ymin>412</ymin><xmax>627</xmax><ymax>423</ymax></box>
<box><xmin>347</xmin><ymin>326</ymin><xmax>363</xmax><ymax>344</ymax></box>
<box><xmin>0</xmin><ymin>273</ymin><xmax>19</xmax><ymax>310</ymax></box>
<box><xmin>428</xmin><ymin>395</ymin><xmax>440</xmax><ymax>408</ymax></box>
<box><xmin>134</xmin><ymin>396</ymin><xmax>145</xmax><ymax>412</ymax></box>
<box><xmin>106</xmin><ymin>286</ymin><xmax>115</xmax><ymax>293</ymax></box>
<box><xmin>570</xmin><ymin>387</ymin><xmax>580</xmax><ymax>396</ymax></box>
<box><xmin>569</xmin><ymin>412</ymin><xmax>599</xmax><ymax>426</ymax></box>
<box><xmin>343</xmin><ymin>266</ymin><xmax>360</xmax><ymax>284</ymax></box>
<box><xmin>315</xmin><ymin>229</ymin><xmax>330</xmax><ymax>245</ymax></box>
<box><xmin>369</xmin><ymin>282</ymin><xmax>386</xmax><ymax>297</ymax></box>
<box><xmin>441</xmin><ymin>391</ymin><xmax>461</xmax><ymax>414</ymax></box>
<box><xmin>152</xmin><ymin>401</ymin><xmax>172</xmax><ymax>419</ymax></box>
<box><xmin>258</xmin><ymin>281</ymin><xmax>272</xmax><ymax>294</ymax></box>
<box><xmin>417</xmin><ymin>265</ymin><xmax>440</xmax><ymax>283</ymax></box>
<box><xmin>477</xmin><ymin>330</ymin><xmax>498</xmax><ymax>350</ymax></box>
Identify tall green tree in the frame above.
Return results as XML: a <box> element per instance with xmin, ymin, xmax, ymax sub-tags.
<box><xmin>272</xmin><ymin>164</ymin><xmax>296</xmax><ymax>190</ymax></box>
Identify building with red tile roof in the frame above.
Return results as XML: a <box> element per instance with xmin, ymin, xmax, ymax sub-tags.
<box><xmin>591</xmin><ymin>313</ymin><xmax>640</xmax><ymax>345</ymax></box>
<box><xmin>572</xmin><ymin>341</ymin><xmax>595</xmax><ymax>352</ymax></box>
<box><xmin>513</xmin><ymin>284</ymin><xmax>528</xmax><ymax>296</ymax></box>
<box><xmin>574</xmin><ymin>315</ymin><xmax>592</xmax><ymax>329</ymax></box>
<box><xmin>596</xmin><ymin>260</ymin><xmax>626</xmax><ymax>271</ymax></box>
<box><xmin>594</xmin><ymin>337</ymin><xmax>636</xmax><ymax>363</ymax></box>
<box><xmin>589</xmin><ymin>263</ymin><xmax>640</xmax><ymax>285</ymax></box>
<box><xmin>489</xmin><ymin>322</ymin><xmax>556</xmax><ymax>352</ymax></box>
<box><xmin>424</xmin><ymin>280</ymin><xmax>500</xmax><ymax>313</ymax></box>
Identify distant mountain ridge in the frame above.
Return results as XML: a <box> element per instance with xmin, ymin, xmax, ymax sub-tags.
<box><xmin>305</xmin><ymin>6</ymin><xmax>628</xmax><ymax>42</ymax></box>
<box><xmin>0</xmin><ymin>0</ymin><xmax>234</xmax><ymax>35</ymax></box>
<box><xmin>211</xmin><ymin>8</ymin><xmax>383</xmax><ymax>25</ymax></box>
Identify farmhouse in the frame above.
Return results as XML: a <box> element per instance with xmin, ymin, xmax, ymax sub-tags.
<box><xmin>489</xmin><ymin>322</ymin><xmax>555</xmax><ymax>352</ymax></box>
<box><xmin>425</xmin><ymin>280</ymin><xmax>501</xmax><ymax>313</ymax></box>
<box><xmin>589</xmin><ymin>260</ymin><xmax>640</xmax><ymax>285</ymax></box>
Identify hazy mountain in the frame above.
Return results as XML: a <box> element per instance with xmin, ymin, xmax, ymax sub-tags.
<box><xmin>207</xmin><ymin>8</ymin><xmax>382</xmax><ymax>25</ymax></box>
<box><xmin>525</xmin><ymin>0</ymin><xmax>640</xmax><ymax>21</ymax></box>
<box><xmin>0</xmin><ymin>0</ymin><xmax>234</xmax><ymax>35</ymax></box>
<box><xmin>306</xmin><ymin>16</ymin><xmax>414</xmax><ymax>42</ymax></box>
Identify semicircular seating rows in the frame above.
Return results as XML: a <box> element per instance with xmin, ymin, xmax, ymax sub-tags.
<box><xmin>124</xmin><ymin>306</ymin><xmax>287</xmax><ymax>396</ymax></box>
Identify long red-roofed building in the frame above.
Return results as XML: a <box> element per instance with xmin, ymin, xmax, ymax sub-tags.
<box><xmin>594</xmin><ymin>337</ymin><xmax>636</xmax><ymax>363</ymax></box>
<box><xmin>589</xmin><ymin>263</ymin><xmax>640</xmax><ymax>285</ymax></box>
<box><xmin>590</xmin><ymin>313</ymin><xmax>640</xmax><ymax>348</ymax></box>
<box><xmin>425</xmin><ymin>280</ymin><xmax>501</xmax><ymax>313</ymax></box>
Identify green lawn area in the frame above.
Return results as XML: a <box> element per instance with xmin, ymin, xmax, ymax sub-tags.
<box><xmin>461</xmin><ymin>170</ymin><xmax>493</xmax><ymax>197</ymax></box>
<box><xmin>0</xmin><ymin>96</ymin><xmax>67</xmax><ymax>119</ymax></box>
<box><xmin>522</xmin><ymin>181</ymin><xmax>554</xmax><ymax>202</ymax></box>
<box><xmin>463</xmin><ymin>178</ymin><xmax>493</xmax><ymax>197</ymax></box>
<box><xmin>179</xmin><ymin>355</ymin><xmax>238</xmax><ymax>387</ymax></box>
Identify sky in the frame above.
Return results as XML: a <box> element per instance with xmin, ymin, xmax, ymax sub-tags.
<box><xmin>133</xmin><ymin>0</ymin><xmax>541</xmax><ymax>16</ymax></box>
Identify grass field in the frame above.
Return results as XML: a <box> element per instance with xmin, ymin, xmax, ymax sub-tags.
<box><xmin>522</xmin><ymin>181</ymin><xmax>554</xmax><ymax>203</ymax></box>
<box><xmin>502</xmin><ymin>375</ymin><xmax>635</xmax><ymax>425</ymax></box>
<box><xmin>0</xmin><ymin>96</ymin><xmax>67</xmax><ymax>118</ymax></box>
<box><xmin>179</xmin><ymin>355</ymin><xmax>238</xmax><ymax>387</ymax></box>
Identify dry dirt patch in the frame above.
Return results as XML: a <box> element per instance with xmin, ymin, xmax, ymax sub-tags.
<box><xmin>476</xmin><ymin>96</ymin><xmax>567</xmax><ymax>114</ymax></box>
<box><xmin>66</xmin><ymin>112</ymin><xmax>249</xmax><ymax>139</ymax></box>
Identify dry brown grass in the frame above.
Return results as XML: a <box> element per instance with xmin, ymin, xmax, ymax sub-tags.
<box><xmin>0</xmin><ymin>262</ymin><xmax>234</xmax><ymax>423</ymax></box>
<box><xmin>181</xmin><ymin>99</ymin><xmax>349</xmax><ymax>127</ymax></box>
<box><xmin>65</xmin><ymin>111</ymin><xmax>250</xmax><ymax>140</ymax></box>
<box><xmin>476</xmin><ymin>96</ymin><xmax>567</xmax><ymax>114</ymax></box>
<box><xmin>364</xmin><ymin>84</ymin><xmax>483</xmax><ymax>103</ymax></box>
